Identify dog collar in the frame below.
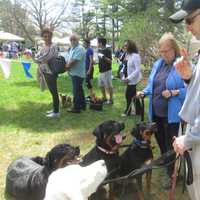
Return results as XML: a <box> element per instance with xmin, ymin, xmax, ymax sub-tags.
<box><xmin>97</xmin><ymin>146</ymin><xmax>116</xmax><ymax>154</ymax></box>
<box><xmin>132</xmin><ymin>139</ymin><xmax>150</xmax><ymax>149</ymax></box>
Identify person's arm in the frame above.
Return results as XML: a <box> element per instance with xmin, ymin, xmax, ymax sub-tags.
<box><xmin>65</xmin><ymin>47</ymin><xmax>83</xmax><ymax>70</ymax></box>
<box><xmin>173</xmin><ymin>107</ymin><xmax>200</xmax><ymax>155</ymax></box>
<box><xmin>65</xmin><ymin>59</ymin><xmax>79</xmax><ymax>70</ymax></box>
<box><xmin>104</xmin><ymin>56</ymin><xmax>112</xmax><ymax>64</ymax></box>
<box><xmin>163</xmin><ymin>75</ymin><xmax>186</xmax><ymax>99</ymax></box>
<box><xmin>87</xmin><ymin>50</ymin><xmax>94</xmax><ymax>74</ymax></box>
<box><xmin>171</xmin><ymin>87</ymin><xmax>186</xmax><ymax>99</ymax></box>
<box><xmin>185</xmin><ymin>110</ymin><xmax>200</xmax><ymax>147</ymax></box>
<box><xmin>142</xmin><ymin>60</ymin><xmax>161</xmax><ymax>96</ymax></box>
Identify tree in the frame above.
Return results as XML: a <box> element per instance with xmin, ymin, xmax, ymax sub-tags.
<box><xmin>0</xmin><ymin>0</ymin><xmax>71</xmax><ymax>43</ymax></box>
<box><xmin>119</xmin><ymin>6</ymin><xmax>161</xmax><ymax>67</ymax></box>
<box><xmin>19</xmin><ymin>0</ymin><xmax>70</xmax><ymax>32</ymax></box>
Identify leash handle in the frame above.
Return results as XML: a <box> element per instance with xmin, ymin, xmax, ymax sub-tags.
<box><xmin>132</xmin><ymin>96</ymin><xmax>145</xmax><ymax>122</ymax></box>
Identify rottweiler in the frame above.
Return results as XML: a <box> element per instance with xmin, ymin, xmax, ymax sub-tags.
<box><xmin>118</xmin><ymin>122</ymin><xmax>157</xmax><ymax>200</ymax></box>
<box><xmin>80</xmin><ymin>120</ymin><xmax>125</xmax><ymax>200</ymax></box>
<box><xmin>5</xmin><ymin>144</ymin><xmax>80</xmax><ymax>200</ymax></box>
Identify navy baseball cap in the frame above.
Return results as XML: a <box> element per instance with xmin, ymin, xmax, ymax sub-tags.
<box><xmin>169</xmin><ymin>0</ymin><xmax>200</xmax><ymax>23</ymax></box>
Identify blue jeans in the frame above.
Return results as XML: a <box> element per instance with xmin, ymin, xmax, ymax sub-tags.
<box><xmin>71</xmin><ymin>76</ymin><xmax>86</xmax><ymax>110</ymax></box>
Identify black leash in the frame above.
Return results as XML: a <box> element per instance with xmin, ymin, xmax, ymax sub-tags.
<box><xmin>101</xmin><ymin>150</ymin><xmax>193</xmax><ymax>187</ymax></box>
<box><xmin>184</xmin><ymin>151</ymin><xmax>193</xmax><ymax>185</ymax></box>
<box><xmin>101</xmin><ymin>150</ymin><xmax>176</xmax><ymax>186</ymax></box>
<box><xmin>120</xmin><ymin>96</ymin><xmax>145</xmax><ymax>124</ymax></box>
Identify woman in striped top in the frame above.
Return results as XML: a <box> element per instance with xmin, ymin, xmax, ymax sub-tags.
<box><xmin>34</xmin><ymin>28</ymin><xmax>60</xmax><ymax>118</ymax></box>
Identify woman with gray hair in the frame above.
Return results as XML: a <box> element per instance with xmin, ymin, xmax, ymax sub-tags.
<box><xmin>137</xmin><ymin>32</ymin><xmax>186</xmax><ymax>188</ymax></box>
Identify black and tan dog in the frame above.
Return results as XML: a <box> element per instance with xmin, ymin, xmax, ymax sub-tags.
<box><xmin>80</xmin><ymin>120</ymin><xmax>125</xmax><ymax>200</ymax></box>
<box><xmin>118</xmin><ymin>122</ymin><xmax>157</xmax><ymax>200</ymax></box>
<box><xmin>5</xmin><ymin>144</ymin><xmax>80</xmax><ymax>200</ymax></box>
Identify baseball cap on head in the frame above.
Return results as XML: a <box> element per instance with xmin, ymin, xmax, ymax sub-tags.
<box><xmin>169</xmin><ymin>0</ymin><xmax>200</xmax><ymax>23</ymax></box>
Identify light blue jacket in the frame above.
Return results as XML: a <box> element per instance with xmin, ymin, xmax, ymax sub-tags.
<box><xmin>143</xmin><ymin>58</ymin><xmax>186</xmax><ymax>123</ymax></box>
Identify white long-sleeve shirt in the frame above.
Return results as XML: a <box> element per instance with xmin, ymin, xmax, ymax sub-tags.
<box><xmin>178</xmin><ymin>56</ymin><xmax>200</xmax><ymax>149</ymax></box>
<box><xmin>126</xmin><ymin>53</ymin><xmax>142</xmax><ymax>85</ymax></box>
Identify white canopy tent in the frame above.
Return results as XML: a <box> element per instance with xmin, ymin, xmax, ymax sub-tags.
<box><xmin>0</xmin><ymin>31</ymin><xmax>24</xmax><ymax>41</ymax></box>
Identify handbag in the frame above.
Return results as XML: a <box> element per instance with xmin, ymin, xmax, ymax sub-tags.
<box><xmin>48</xmin><ymin>56</ymin><xmax>66</xmax><ymax>75</ymax></box>
<box><xmin>89</xmin><ymin>99</ymin><xmax>103</xmax><ymax>111</ymax></box>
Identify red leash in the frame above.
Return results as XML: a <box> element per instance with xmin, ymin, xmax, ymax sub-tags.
<box><xmin>168</xmin><ymin>154</ymin><xmax>180</xmax><ymax>200</ymax></box>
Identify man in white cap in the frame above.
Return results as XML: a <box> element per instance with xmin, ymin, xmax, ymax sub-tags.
<box><xmin>169</xmin><ymin>0</ymin><xmax>200</xmax><ymax>199</ymax></box>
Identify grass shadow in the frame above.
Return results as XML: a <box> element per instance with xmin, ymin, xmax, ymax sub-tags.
<box><xmin>0</xmin><ymin>100</ymin><xmax>141</xmax><ymax>134</ymax></box>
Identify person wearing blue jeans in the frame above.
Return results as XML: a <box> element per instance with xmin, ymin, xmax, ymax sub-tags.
<box><xmin>71</xmin><ymin>75</ymin><xmax>85</xmax><ymax>111</ymax></box>
<box><xmin>65</xmin><ymin>34</ymin><xmax>86</xmax><ymax>113</ymax></box>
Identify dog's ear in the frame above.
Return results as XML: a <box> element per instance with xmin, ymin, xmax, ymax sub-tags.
<box><xmin>130</xmin><ymin>123</ymin><xmax>141</xmax><ymax>139</ymax></box>
<box><xmin>32</xmin><ymin>156</ymin><xmax>45</xmax><ymax>165</ymax></box>
<box><xmin>93</xmin><ymin>125</ymin><xmax>104</xmax><ymax>140</ymax></box>
<box><xmin>119</xmin><ymin>121</ymin><xmax>125</xmax><ymax>131</ymax></box>
<box><xmin>150</xmin><ymin>122</ymin><xmax>157</xmax><ymax>133</ymax></box>
<box><xmin>44</xmin><ymin>151</ymin><xmax>53</xmax><ymax>170</ymax></box>
<box><xmin>75</xmin><ymin>146</ymin><xmax>80</xmax><ymax>156</ymax></box>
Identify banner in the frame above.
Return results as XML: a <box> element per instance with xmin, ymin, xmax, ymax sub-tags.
<box><xmin>22</xmin><ymin>62</ymin><xmax>33</xmax><ymax>78</ymax></box>
<box><xmin>0</xmin><ymin>58</ymin><xmax>11</xmax><ymax>79</ymax></box>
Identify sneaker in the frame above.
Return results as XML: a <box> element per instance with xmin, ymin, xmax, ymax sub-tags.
<box><xmin>46</xmin><ymin>112</ymin><xmax>60</xmax><ymax>118</ymax></box>
<box><xmin>102</xmin><ymin>98</ymin><xmax>107</xmax><ymax>104</ymax></box>
<box><xmin>86</xmin><ymin>96</ymin><xmax>91</xmax><ymax>103</ymax></box>
<box><xmin>105</xmin><ymin>99</ymin><xmax>114</xmax><ymax>105</ymax></box>
<box><xmin>121</xmin><ymin>113</ymin><xmax>127</xmax><ymax>117</ymax></box>
<box><xmin>46</xmin><ymin>110</ymin><xmax>54</xmax><ymax>114</ymax></box>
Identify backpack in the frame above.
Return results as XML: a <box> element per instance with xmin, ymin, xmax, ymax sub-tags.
<box><xmin>48</xmin><ymin>56</ymin><xmax>66</xmax><ymax>75</ymax></box>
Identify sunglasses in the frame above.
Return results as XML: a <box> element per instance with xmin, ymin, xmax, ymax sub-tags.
<box><xmin>185</xmin><ymin>11</ymin><xmax>200</xmax><ymax>25</ymax></box>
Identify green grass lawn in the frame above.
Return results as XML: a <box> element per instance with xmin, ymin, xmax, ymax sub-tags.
<box><xmin>0</xmin><ymin>59</ymin><xmax>189</xmax><ymax>200</ymax></box>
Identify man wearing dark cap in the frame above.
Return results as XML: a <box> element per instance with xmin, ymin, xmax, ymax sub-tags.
<box><xmin>169</xmin><ymin>0</ymin><xmax>200</xmax><ymax>199</ymax></box>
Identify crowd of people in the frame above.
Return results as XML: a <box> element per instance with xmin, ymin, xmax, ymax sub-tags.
<box><xmin>30</xmin><ymin>0</ymin><xmax>200</xmax><ymax>198</ymax></box>
<box><xmin>0</xmin><ymin>41</ymin><xmax>35</xmax><ymax>59</ymax></box>
<box><xmin>35</xmin><ymin>30</ymin><xmax>117</xmax><ymax>118</ymax></box>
